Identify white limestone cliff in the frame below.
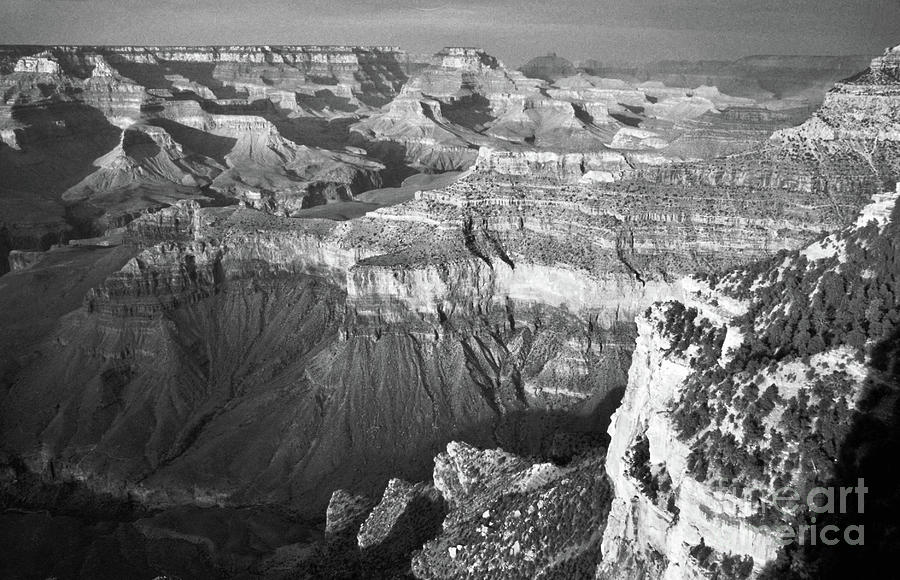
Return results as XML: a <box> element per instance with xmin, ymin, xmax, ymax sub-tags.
<box><xmin>598</xmin><ymin>300</ymin><xmax>783</xmax><ymax>579</ymax></box>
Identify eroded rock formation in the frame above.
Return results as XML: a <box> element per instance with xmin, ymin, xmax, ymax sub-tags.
<box><xmin>1</xmin><ymin>42</ymin><xmax>899</xmax><ymax>580</ymax></box>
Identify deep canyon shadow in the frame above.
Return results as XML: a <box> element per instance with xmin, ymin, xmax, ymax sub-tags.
<box><xmin>0</xmin><ymin>385</ymin><xmax>623</xmax><ymax>579</ymax></box>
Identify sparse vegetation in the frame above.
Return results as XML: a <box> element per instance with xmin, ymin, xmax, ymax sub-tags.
<box><xmin>669</xmin><ymin>204</ymin><xmax>899</xmax><ymax>497</ymax></box>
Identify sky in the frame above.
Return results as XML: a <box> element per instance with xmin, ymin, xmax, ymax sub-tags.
<box><xmin>1</xmin><ymin>0</ymin><xmax>898</xmax><ymax>65</ymax></box>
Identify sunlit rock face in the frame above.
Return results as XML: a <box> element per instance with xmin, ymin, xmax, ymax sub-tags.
<box><xmin>867</xmin><ymin>43</ymin><xmax>900</xmax><ymax>80</ymax></box>
<box><xmin>13</xmin><ymin>52</ymin><xmax>60</xmax><ymax>74</ymax></box>
<box><xmin>99</xmin><ymin>45</ymin><xmax>414</xmax><ymax>107</ymax></box>
<box><xmin>783</xmin><ymin>44</ymin><xmax>900</xmax><ymax>142</ymax></box>
<box><xmin>598</xmin><ymin>303</ymin><xmax>783</xmax><ymax>580</ymax></box>
<box><xmin>598</xmin><ymin>190</ymin><xmax>900</xmax><ymax>579</ymax></box>
<box><xmin>472</xmin><ymin>147</ymin><xmax>630</xmax><ymax>182</ymax></box>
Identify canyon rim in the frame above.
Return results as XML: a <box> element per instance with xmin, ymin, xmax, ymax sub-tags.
<box><xmin>1</xmin><ymin>2</ymin><xmax>899</xmax><ymax>579</ymax></box>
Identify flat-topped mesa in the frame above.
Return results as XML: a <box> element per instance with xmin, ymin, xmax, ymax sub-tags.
<box><xmin>437</xmin><ymin>47</ymin><xmax>502</xmax><ymax>71</ymax></box>
<box><xmin>14</xmin><ymin>48</ymin><xmax>122</xmax><ymax>78</ymax></box>
<box><xmin>104</xmin><ymin>45</ymin><xmax>411</xmax><ymax>90</ymax></box>
<box><xmin>7</xmin><ymin>49</ymin><xmax>131</xmax><ymax>82</ymax></box>
<box><xmin>403</xmin><ymin>47</ymin><xmax>529</xmax><ymax>99</ymax></box>
<box><xmin>4</xmin><ymin>52</ymin><xmax>145</xmax><ymax>122</ymax></box>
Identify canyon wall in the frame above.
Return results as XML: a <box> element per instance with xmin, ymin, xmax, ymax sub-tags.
<box><xmin>598</xmin><ymin>188</ymin><xmax>900</xmax><ymax>578</ymax></box>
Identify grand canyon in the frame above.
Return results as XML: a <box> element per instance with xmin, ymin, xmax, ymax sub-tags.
<box><xmin>0</xmin><ymin>31</ymin><xmax>898</xmax><ymax>580</ymax></box>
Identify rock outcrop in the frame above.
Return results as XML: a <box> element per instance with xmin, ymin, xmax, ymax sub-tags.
<box><xmin>599</xmin><ymin>189</ymin><xmax>900</xmax><ymax>578</ymax></box>
<box><xmin>412</xmin><ymin>441</ymin><xmax>611</xmax><ymax>579</ymax></box>
<box><xmin>356</xmin><ymin>479</ymin><xmax>446</xmax><ymax>554</ymax></box>
<box><xmin>325</xmin><ymin>489</ymin><xmax>375</xmax><ymax>540</ymax></box>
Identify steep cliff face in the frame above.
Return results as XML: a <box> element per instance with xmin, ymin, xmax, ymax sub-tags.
<box><xmin>35</xmin><ymin>45</ymin><xmax>415</xmax><ymax>107</ymax></box>
<box><xmin>599</xmin><ymin>189</ymin><xmax>900</xmax><ymax>579</ymax></box>
<box><xmin>769</xmin><ymin>45</ymin><xmax>900</xmax><ymax>146</ymax></box>
<box><xmin>598</xmin><ymin>300</ymin><xmax>783</xmax><ymax>580</ymax></box>
<box><xmin>472</xmin><ymin>147</ymin><xmax>631</xmax><ymax>182</ymax></box>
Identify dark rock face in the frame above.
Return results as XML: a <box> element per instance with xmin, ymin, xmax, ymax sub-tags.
<box><xmin>326</xmin><ymin>490</ymin><xmax>375</xmax><ymax>540</ymax></box>
<box><xmin>0</xmin><ymin>462</ymin><xmax>310</xmax><ymax>580</ymax></box>
<box><xmin>357</xmin><ymin>480</ymin><xmax>446</xmax><ymax>560</ymax></box>
<box><xmin>2</xmin><ymin>259</ymin><xmax>628</xmax><ymax>515</ymax></box>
